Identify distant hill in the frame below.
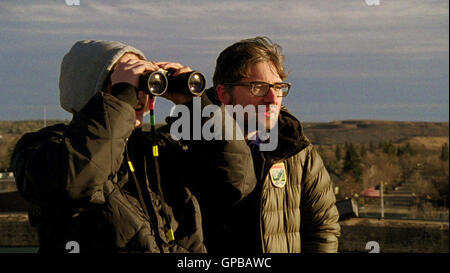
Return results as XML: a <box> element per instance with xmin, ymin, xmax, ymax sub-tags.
<box><xmin>0</xmin><ymin>120</ymin><xmax>68</xmax><ymax>136</ymax></box>
<box><xmin>0</xmin><ymin>119</ymin><xmax>448</xmax><ymax>146</ymax></box>
<box><xmin>302</xmin><ymin>120</ymin><xmax>449</xmax><ymax>145</ymax></box>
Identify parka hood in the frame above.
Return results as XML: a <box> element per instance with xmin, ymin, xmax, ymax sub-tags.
<box><xmin>270</xmin><ymin>106</ymin><xmax>311</xmax><ymax>162</ymax></box>
<box><xmin>59</xmin><ymin>40</ymin><xmax>146</xmax><ymax>114</ymax></box>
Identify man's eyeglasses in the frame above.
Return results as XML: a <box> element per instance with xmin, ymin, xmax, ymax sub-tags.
<box><xmin>223</xmin><ymin>81</ymin><xmax>291</xmax><ymax>97</ymax></box>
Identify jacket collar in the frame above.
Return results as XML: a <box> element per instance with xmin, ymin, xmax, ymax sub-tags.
<box><xmin>267</xmin><ymin>107</ymin><xmax>311</xmax><ymax>162</ymax></box>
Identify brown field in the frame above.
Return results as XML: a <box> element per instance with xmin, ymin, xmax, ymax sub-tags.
<box><xmin>399</xmin><ymin>136</ymin><xmax>449</xmax><ymax>150</ymax></box>
<box><xmin>0</xmin><ymin>119</ymin><xmax>448</xmax><ymax>171</ymax></box>
<box><xmin>303</xmin><ymin>120</ymin><xmax>448</xmax><ymax>146</ymax></box>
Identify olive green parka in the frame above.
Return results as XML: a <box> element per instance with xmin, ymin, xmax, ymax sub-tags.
<box><xmin>180</xmin><ymin>90</ymin><xmax>341</xmax><ymax>253</ymax></box>
<box><xmin>257</xmin><ymin>108</ymin><xmax>341</xmax><ymax>252</ymax></box>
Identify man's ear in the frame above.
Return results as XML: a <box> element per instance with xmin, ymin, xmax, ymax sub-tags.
<box><xmin>216</xmin><ymin>84</ymin><xmax>231</xmax><ymax>105</ymax></box>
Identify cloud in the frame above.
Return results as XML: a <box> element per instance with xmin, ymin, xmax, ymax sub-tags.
<box><xmin>1</xmin><ymin>0</ymin><xmax>447</xmax><ymax>56</ymax></box>
<box><xmin>0</xmin><ymin>0</ymin><xmax>448</xmax><ymax>121</ymax></box>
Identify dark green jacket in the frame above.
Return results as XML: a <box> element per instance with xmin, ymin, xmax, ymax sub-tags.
<box><xmin>175</xmin><ymin>90</ymin><xmax>341</xmax><ymax>253</ymax></box>
<box><xmin>11</xmin><ymin>83</ymin><xmax>206</xmax><ymax>253</ymax></box>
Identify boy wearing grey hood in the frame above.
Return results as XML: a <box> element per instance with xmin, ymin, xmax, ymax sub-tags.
<box><xmin>11</xmin><ymin>40</ymin><xmax>206</xmax><ymax>253</ymax></box>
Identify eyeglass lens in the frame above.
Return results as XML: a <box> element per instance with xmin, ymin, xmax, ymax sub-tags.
<box><xmin>251</xmin><ymin>83</ymin><xmax>289</xmax><ymax>97</ymax></box>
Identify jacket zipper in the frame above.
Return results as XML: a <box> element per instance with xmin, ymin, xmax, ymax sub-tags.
<box><xmin>259</xmin><ymin>152</ymin><xmax>268</xmax><ymax>253</ymax></box>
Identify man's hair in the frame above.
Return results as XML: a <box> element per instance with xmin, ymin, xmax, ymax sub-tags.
<box><xmin>213</xmin><ymin>36</ymin><xmax>287</xmax><ymax>88</ymax></box>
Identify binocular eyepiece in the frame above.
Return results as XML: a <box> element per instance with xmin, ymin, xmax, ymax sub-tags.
<box><xmin>139</xmin><ymin>69</ymin><xmax>206</xmax><ymax>97</ymax></box>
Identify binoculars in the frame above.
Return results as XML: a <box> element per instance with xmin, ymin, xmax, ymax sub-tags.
<box><xmin>139</xmin><ymin>68</ymin><xmax>206</xmax><ymax>97</ymax></box>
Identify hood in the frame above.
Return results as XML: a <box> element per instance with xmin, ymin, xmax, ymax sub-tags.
<box><xmin>269</xmin><ymin>106</ymin><xmax>311</xmax><ymax>162</ymax></box>
<box><xmin>59</xmin><ymin>40</ymin><xmax>146</xmax><ymax>114</ymax></box>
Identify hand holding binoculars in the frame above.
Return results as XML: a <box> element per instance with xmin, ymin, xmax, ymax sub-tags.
<box><xmin>139</xmin><ymin>68</ymin><xmax>206</xmax><ymax>97</ymax></box>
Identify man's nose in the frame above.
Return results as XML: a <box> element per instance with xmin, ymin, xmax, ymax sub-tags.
<box><xmin>263</xmin><ymin>87</ymin><xmax>278</xmax><ymax>103</ymax></box>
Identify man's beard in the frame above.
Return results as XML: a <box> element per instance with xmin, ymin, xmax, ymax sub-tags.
<box><xmin>229</xmin><ymin>93</ymin><xmax>279</xmax><ymax>138</ymax></box>
<box><xmin>237</xmin><ymin>105</ymin><xmax>279</xmax><ymax>139</ymax></box>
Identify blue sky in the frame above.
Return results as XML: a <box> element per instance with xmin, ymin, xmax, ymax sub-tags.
<box><xmin>0</xmin><ymin>0</ymin><xmax>448</xmax><ymax>122</ymax></box>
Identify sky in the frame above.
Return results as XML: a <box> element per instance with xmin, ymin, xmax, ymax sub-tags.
<box><xmin>0</xmin><ymin>0</ymin><xmax>448</xmax><ymax>122</ymax></box>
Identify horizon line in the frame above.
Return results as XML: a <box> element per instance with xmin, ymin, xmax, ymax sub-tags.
<box><xmin>0</xmin><ymin>118</ymin><xmax>448</xmax><ymax>124</ymax></box>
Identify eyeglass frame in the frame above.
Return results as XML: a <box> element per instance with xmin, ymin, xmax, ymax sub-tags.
<box><xmin>222</xmin><ymin>81</ymin><xmax>291</xmax><ymax>97</ymax></box>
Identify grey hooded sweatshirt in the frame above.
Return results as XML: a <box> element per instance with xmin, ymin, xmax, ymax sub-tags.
<box><xmin>59</xmin><ymin>39</ymin><xmax>146</xmax><ymax>114</ymax></box>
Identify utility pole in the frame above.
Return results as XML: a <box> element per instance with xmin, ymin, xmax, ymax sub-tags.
<box><xmin>380</xmin><ymin>181</ymin><xmax>384</xmax><ymax>219</ymax></box>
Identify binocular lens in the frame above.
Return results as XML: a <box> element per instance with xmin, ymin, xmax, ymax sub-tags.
<box><xmin>188</xmin><ymin>73</ymin><xmax>206</xmax><ymax>95</ymax></box>
<box><xmin>147</xmin><ymin>71</ymin><xmax>167</xmax><ymax>95</ymax></box>
<box><xmin>140</xmin><ymin>69</ymin><xmax>206</xmax><ymax>96</ymax></box>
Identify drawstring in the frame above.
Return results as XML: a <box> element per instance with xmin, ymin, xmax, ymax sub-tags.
<box><xmin>123</xmin><ymin>97</ymin><xmax>175</xmax><ymax>247</ymax></box>
<box><xmin>125</xmin><ymin>149</ymin><xmax>149</xmax><ymax>219</ymax></box>
<box><xmin>149</xmin><ymin>97</ymin><xmax>175</xmax><ymax>243</ymax></box>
